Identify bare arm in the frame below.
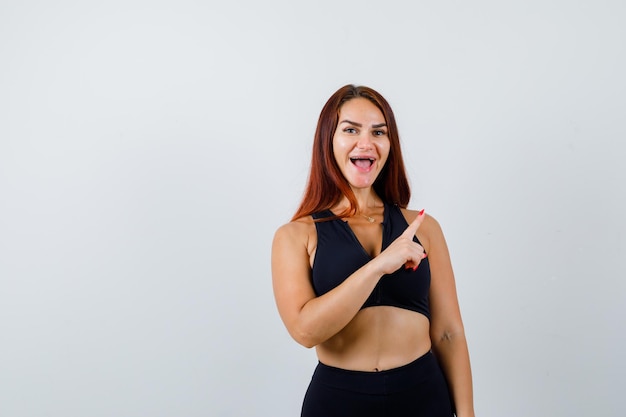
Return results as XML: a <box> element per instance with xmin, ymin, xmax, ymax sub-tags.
<box><xmin>425</xmin><ymin>215</ymin><xmax>475</xmax><ymax>417</ymax></box>
<box><xmin>271</xmin><ymin>214</ymin><xmax>427</xmax><ymax>348</ymax></box>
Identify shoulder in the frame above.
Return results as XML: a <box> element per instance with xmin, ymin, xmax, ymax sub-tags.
<box><xmin>272</xmin><ymin>216</ymin><xmax>318</xmax><ymax>271</ymax></box>
<box><xmin>272</xmin><ymin>216</ymin><xmax>316</xmax><ymax>251</ymax></box>
<box><xmin>400</xmin><ymin>208</ymin><xmax>443</xmax><ymax>232</ymax></box>
<box><xmin>400</xmin><ymin>208</ymin><xmax>446</xmax><ymax>250</ymax></box>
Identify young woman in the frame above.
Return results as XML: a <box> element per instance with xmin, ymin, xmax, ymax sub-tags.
<box><xmin>272</xmin><ymin>85</ymin><xmax>474</xmax><ymax>417</ymax></box>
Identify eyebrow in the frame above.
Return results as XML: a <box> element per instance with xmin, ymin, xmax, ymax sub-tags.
<box><xmin>339</xmin><ymin>119</ymin><xmax>387</xmax><ymax>128</ymax></box>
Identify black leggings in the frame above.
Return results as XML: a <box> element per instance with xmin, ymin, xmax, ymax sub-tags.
<box><xmin>301</xmin><ymin>351</ymin><xmax>453</xmax><ymax>417</ymax></box>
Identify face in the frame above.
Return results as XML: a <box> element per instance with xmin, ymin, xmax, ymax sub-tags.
<box><xmin>332</xmin><ymin>98</ymin><xmax>390</xmax><ymax>190</ymax></box>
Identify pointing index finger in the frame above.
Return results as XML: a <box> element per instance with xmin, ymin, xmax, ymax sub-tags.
<box><xmin>401</xmin><ymin>209</ymin><xmax>425</xmax><ymax>238</ymax></box>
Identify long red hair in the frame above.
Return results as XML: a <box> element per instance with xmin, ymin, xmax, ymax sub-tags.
<box><xmin>292</xmin><ymin>85</ymin><xmax>411</xmax><ymax>221</ymax></box>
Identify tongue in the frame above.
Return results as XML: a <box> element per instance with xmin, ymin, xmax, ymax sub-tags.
<box><xmin>354</xmin><ymin>159</ymin><xmax>371</xmax><ymax>169</ymax></box>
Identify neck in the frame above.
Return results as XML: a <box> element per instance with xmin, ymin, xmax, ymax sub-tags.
<box><xmin>337</xmin><ymin>188</ymin><xmax>383</xmax><ymax>215</ymax></box>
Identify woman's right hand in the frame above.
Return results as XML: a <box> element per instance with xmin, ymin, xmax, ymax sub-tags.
<box><xmin>373</xmin><ymin>209</ymin><xmax>427</xmax><ymax>275</ymax></box>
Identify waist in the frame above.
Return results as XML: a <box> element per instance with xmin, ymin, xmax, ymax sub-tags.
<box><xmin>316</xmin><ymin>306</ymin><xmax>431</xmax><ymax>371</ymax></box>
<box><xmin>312</xmin><ymin>351</ymin><xmax>442</xmax><ymax>394</ymax></box>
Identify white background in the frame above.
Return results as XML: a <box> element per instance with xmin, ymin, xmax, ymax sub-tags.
<box><xmin>1</xmin><ymin>1</ymin><xmax>624</xmax><ymax>416</ymax></box>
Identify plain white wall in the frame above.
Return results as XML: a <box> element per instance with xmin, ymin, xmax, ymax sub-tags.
<box><xmin>1</xmin><ymin>1</ymin><xmax>624</xmax><ymax>416</ymax></box>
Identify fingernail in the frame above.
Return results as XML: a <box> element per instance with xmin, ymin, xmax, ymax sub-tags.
<box><xmin>419</xmin><ymin>209</ymin><xmax>425</xmax><ymax>216</ymax></box>
<box><xmin>423</xmin><ymin>252</ymin><xmax>428</xmax><ymax>258</ymax></box>
<box><xmin>413</xmin><ymin>265</ymin><xmax>419</xmax><ymax>271</ymax></box>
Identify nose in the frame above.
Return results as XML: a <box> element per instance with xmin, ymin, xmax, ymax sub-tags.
<box><xmin>355</xmin><ymin>133</ymin><xmax>374</xmax><ymax>150</ymax></box>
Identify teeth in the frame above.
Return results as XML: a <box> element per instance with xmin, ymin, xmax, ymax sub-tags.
<box><xmin>350</xmin><ymin>157</ymin><xmax>375</xmax><ymax>167</ymax></box>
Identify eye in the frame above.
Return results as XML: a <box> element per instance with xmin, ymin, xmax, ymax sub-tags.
<box><xmin>373</xmin><ymin>129</ymin><xmax>387</xmax><ymax>136</ymax></box>
<box><xmin>344</xmin><ymin>127</ymin><xmax>357</xmax><ymax>134</ymax></box>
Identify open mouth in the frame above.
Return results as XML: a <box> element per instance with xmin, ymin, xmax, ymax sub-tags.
<box><xmin>350</xmin><ymin>157</ymin><xmax>375</xmax><ymax>169</ymax></box>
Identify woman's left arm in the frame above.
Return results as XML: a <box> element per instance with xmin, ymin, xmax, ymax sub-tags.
<box><xmin>423</xmin><ymin>214</ymin><xmax>475</xmax><ymax>417</ymax></box>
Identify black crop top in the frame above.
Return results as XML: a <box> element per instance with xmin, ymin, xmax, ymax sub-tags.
<box><xmin>311</xmin><ymin>202</ymin><xmax>431</xmax><ymax>320</ymax></box>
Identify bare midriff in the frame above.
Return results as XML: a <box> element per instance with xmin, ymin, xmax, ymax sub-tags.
<box><xmin>315</xmin><ymin>306</ymin><xmax>431</xmax><ymax>372</ymax></box>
